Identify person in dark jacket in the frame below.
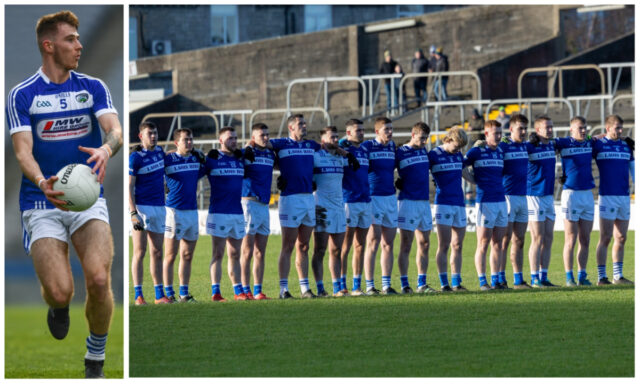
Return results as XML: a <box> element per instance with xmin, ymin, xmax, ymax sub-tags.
<box><xmin>379</xmin><ymin>50</ymin><xmax>398</xmax><ymax>111</ymax></box>
<box><xmin>411</xmin><ymin>48</ymin><xmax>429</xmax><ymax>107</ymax></box>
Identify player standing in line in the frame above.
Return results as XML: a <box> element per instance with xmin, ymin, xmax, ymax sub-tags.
<box><xmin>394</xmin><ymin>122</ymin><xmax>437</xmax><ymax>293</ymax></box>
<box><xmin>163</xmin><ymin>128</ymin><xmax>206</xmax><ymax>302</ymax></box>
<box><xmin>7</xmin><ymin>10</ymin><xmax>122</xmax><ymax>377</ymax></box>
<box><xmin>428</xmin><ymin>128</ymin><xmax>469</xmax><ymax>292</ymax></box>
<box><xmin>129</xmin><ymin>121</ymin><xmax>172</xmax><ymax>305</ymax></box>
<box><xmin>339</xmin><ymin>119</ymin><xmax>371</xmax><ymax>296</ymax></box>
<box><xmin>526</xmin><ymin>116</ymin><xmax>558</xmax><ymax>288</ymax></box>
<box><xmin>554</xmin><ymin>116</ymin><xmax>596</xmax><ymax>286</ymax></box>
<box><xmin>464</xmin><ymin>121</ymin><xmax>508</xmax><ymax>290</ymax></box>
<box><xmin>311</xmin><ymin>126</ymin><xmax>352</xmax><ymax>297</ymax></box>
<box><xmin>593</xmin><ymin>115</ymin><xmax>634</xmax><ymax>286</ymax></box>
<box><xmin>499</xmin><ymin>114</ymin><xmax>532</xmax><ymax>289</ymax></box>
<box><xmin>206</xmin><ymin>127</ymin><xmax>252</xmax><ymax>301</ymax></box>
<box><xmin>362</xmin><ymin>117</ymin><xmax>398</xmax><ymax>295</ymax></box>
<box><xmin>240</xmin><ymin>123</ymin><xmax>275</xmax><ymax>300</ymax></box>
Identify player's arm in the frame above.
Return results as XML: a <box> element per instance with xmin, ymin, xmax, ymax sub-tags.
<box><xmin>128</xmin><ymin>174</ymin><xmax>144</xmax><ymax>230</ymax></box>
<box><xmin>11</xmin><ymin>131</ymin><xmax>68</xmax><ymax>210</ymax></box>
<box><xmin>461</xmin><ymin>150</ymin><xmax>476</xmax><ymax>184</ymax></box>
<box><xmin>78</xmin><ymin>113</ymin><xmax>123</xmax><ymax>184</ymax></box>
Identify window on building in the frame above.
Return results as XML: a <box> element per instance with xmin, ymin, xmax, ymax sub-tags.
<box><xmin>210</xmin><ymin>5</ymin><xmax>238</xmax><ymax>46</ymax></box>
<box><xmin>129</xmin><ymin>16</ymin><xmax>137</xmax><ymax>60</ymax></box>
<box><xmin>397</xmin><ymin>5</ymin><xmax>424</xmax><ymax>18</ymax></box>
<box><xmin>304</xmin><ymin>5</ymin><xmax>332</xmax><ymax>33</ymax></box>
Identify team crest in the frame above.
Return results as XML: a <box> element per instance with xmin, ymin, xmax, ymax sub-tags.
<box><xmin>75</xmin><ymin>93</ymin><xmax>89</xmax><ymax>103</ymax></box>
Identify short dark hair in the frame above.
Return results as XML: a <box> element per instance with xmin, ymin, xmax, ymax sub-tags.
<box><xmin>509</xmin><ymin>114</ymin><xmax>528</xmax><ymax>127</ymax></box>
<box><xmin>412</xmin><ymin>121</ymin><xmax>430</xmax><ymax>135</ymax></box>
<box><xmin>173</xmin><ymin>127</ymin><xmax>193</xmax><ymax>141</ymax></box>
<box><xmin>287</xmin><ymin>114</ymin><xmax>304</xmax><ymax>127</ymax></box>
<box><xmin>570</xmin><ymin>116</ymin><xmax>586</xmax><ymax>125</ymax></box>
<box><xmin>345</xmin><ymin>119</ymin><xmax>363</xmax><ymax>129</ymax></box>
<box><xmin>374</xmin><ymin>116</ymin><xmax>392</xmax><ymax>131</ymax></box>
<box><xmin>139</xmin><ymin>121</ymin><xmax>157</xmax><ymax>132</ymax></box>
<box><xmin>219</xmin><ymin>126</ymin><xmax>235</xmax><ymax>138</ymax></box>
<box><xmin>534</xmin><ymin>115</ymin><xmax>552</xmax><ymax>129</ymax></box>
<box><xmin>605</xmin><ymin>114</ymin><xmax>623</xmax><ymax>126</ymax></box>
<box><xmin>252</xmin><ymin>122</ymin><xmax>268</xmax><ymax>132</ymax></box>
<box><xmin>36</xmin><ymin>10</ymin><xmax>79</xmax><ymax>53</ymax></box>
<box><xmin>322</xmin><ymin>126</ymin><xmax>338</xmax><ymax>135</ymax></box>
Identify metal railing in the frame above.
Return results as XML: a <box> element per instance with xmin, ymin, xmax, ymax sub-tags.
<box><xmin>360</xmin><ymin>73</ymin><xmax>403</xmax><ymax>116</ymax></box>
<box><xmin>486</xmin><ymin>98</ymin><xmax>574</xmax><ymax>124</ymax></box>
<box><xmin>398</xmin><ymin>71</ymin><xmax>483</xmax><ymax>114</ymax></box>
<box><xmin>599</xmin><ymin>62</ymin><xmax>634</xmax><ymax>98</ymax></box>
<box><xmin>249</xmin><ymin>107</ymin><xmax>332</xmax><ymax>137</ymax></box>
<box><xmin>517</xmin><ymin>64</ymin><xmax>606</xmax><ymax>100</ymax></box>
<box><xmin>566</xmin><ymin>94</ymin><xmax>612</xmax><ymax>126</ymax></box>
<box><xmin>286</xmin><ymin>76</ymin><xmax>367</xmax><ymax>119</ymax></box>
<box><xmin>409</xmin><ymin>99</ymin><xmax>492</xmax><ymax>132</ymax></box>
<box><xmin>213</xmin><ymin>110</ymin><xmax>253</xmax><ymax>143</ymax></box>
<box><xmin>141</xmin><ymin>111</ymin><xmax>220</xmax><ymax>151</ymax></box>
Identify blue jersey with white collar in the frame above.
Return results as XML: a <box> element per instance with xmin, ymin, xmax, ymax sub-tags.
<box><xmin>164</xmin><ymin>152</ymin><xmax>205</xmax><ymax>210</ymax></box>
<box><xmin>341</xmin><ymin>143</ymin><xmax>370</xmax><ymax>203</ymax></box>
<box><xmin>6</xmin><ymin>68</ymin><xmax>117</xmax><ymax>211</ymax></box>
<box><xmin>555</xmin><ymin>137</ymin><xmax>595</xmax><ymax>191</ymax></box>
<box><xmin>428</xmin><ymin>146</ymin><xmax>464</xmax><ymax>207</ymax></box>
<box><xmin>205</xmin><ymin>152</ymin><xmax>244</xmax><ymax>214</ymax></box>
<box><xmin>270</xmin><ymin>137</ymin><xmax>321</xmax><ymax>196</ymax></box>
<box><xmin>525</xmin><ymin>141</ymin><xmax>556</xmax><ymax>196</ymax></box>
<box><xmin>593</xmin><ymin>137</ymin><xmax>634</xmax><ymax>196</ymax></box>
<box><xmin>361</xmin><ymin>139</ymin><xmax>396</xmax><ymax>196</ymax></box>
<box><xmin>242</xmin><ymin>147</ymin><xmax>275</xmax><ymax>204</ymax></box>
<box><xmin>498</xmin><ymin>139</ymin><xmax>528</xmax><ymax>196</ymax></box>
<box><xmin>129</xmin><ymin>146</ymin><xmax>165</xmax><ymax>206</ymax></box>
<box><xmin>396</xmin><ymin>144</ymin><xmax>430</xmax><ymax>201</ymax></box>
<box><xmin>464</xmin><ymin>146</ymin><xmax>505</xmax><ymax>203</ymax></box>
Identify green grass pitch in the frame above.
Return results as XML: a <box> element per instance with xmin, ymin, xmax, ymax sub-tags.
<box><xmin>129</xmin><ymin>231</ymin><xmax>634</xmax><ymax>377</ymax></box>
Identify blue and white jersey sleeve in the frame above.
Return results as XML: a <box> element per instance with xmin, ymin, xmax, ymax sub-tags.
<box><xmin>270</xmin><ymin>137</ymin><xmax>320</xmax><ymax>196</ymax></box>
<box><xmin>428</xmin><ymin>146</ymin><xmax>464</xmax><ymax>207</ymax></box>
<box><xmin>555</xmin><ymin>137</ymin><xmax>594</xmax><ymax>191</ymax></box>
<box><xmin>525</xmin><ymin>141</ymin><xmax>556</xmax><ymax>197</ymax></box>
<box><xmin>313</xmin><ymin>150</ymin><xmax>345</xmax><ymax>209</ymax></box>
<box><xmin>464</xmin><ymin>146</ymin><xmax>505</xmax><ymax>203</ymax></box>
<box><xmin>342</xmin><ymin>145</ymin><xmax>371</xmax><ymax>203</ymax></box>
<box><xmin>129</xmin><ymin>146</ymin><xmax>165</xmax><ymax>206</ymax></box>
<box><xmin>242</xmin><ymin>147</ymin><xmax>275</xmax><ymax>204</ymax></box>
<box><xmin>205</xmin><ymin>153</ymin><xmax>244</xmax><ymax>214</ymax></box>
<box><xmin>593</xmin><ymin>137</ymin><xmax>633</xmax><ymax>196</ymax></box>
<box><xmin>362</xmin><ymin>139</ymin><xmax>396</xmax><ymax>196</ymax></box>
<box><xmin>499</xmin><ymin>140</ymin><xmax>528</xmax><ymax>196</ymax></box>
<box><xmin>396</xmin><ymin>145</ymin><xmax>430</xmax><ymax>201</ymax></box>
<box><xmin>164</xmin><ymin>152</ymin><xmax>205</xmax><ymax>210</ymax></box>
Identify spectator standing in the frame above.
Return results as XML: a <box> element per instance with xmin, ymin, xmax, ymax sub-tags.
<box><xmin>411</xmin><ymin>48</ymin><xmax>429</xmax><ymax>107</ymax></box>
<box><xmin>379</xmin><ymin>50</ymin><xmax>398</xmax><ymax>111</ymax></box>
<box><xmin>432</xmin><ymin>47</ymin><xmax>449</xmax><ymax>101</ymax></box>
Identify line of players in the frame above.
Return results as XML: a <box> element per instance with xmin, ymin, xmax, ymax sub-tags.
<box><xmin>129</xmin><ymin>113</ymin><xmax>634</xmax><ymax>303</ymax></box>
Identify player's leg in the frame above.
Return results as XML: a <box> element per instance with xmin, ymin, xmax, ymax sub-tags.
<box><xmin>312</xmin><ymin>230</ymin><xmax>329</xmax><ymax>296</ymax></box>
<box><xmin>596</xmin><ymin>217</ymin><xmax>614</xmax><ymax>285</ymax></box>
<box><xmin>380</xmin><ymin>225</ymin><xmax>397</xmax><ymax>293</ymax></box>
<box><xmin>328</xmin><ymin>232</ymin><xmax>346</xmax><ymax>296</ymax></box>
<box><xmin>177</xmin><ymin>238</ymin><xmax>198</xmax><ymax>301</ymax></box>
<box><xmin>575</xmin><ymin>218</ymin><xmax>593</xmax><ymax>285</ymax></box>
<box><xmin>341</xmin><ymin>226</ymin><xmax>356</xmax><ymax>282</ymax></box>
<box><xmin>398</xmin><ymin>229</ymin><xmax>414</xmax><ymax>293</ymax></box>
<box><xmin>131</xmin><ymin>228</ymin><xmax>147</xmax><ymax>304</ymax></box>
<box><xmin>364</xmin><ymin>224</ymin><xmax>382</xmax><ymax>294</ymax></box>
<box><xmin>295</xmin><ymin>224</ymin><xmax>315</xmax><ymax>296</ymax></box>
<box><xmin>226</xmin><ymin>236</ymin><xmax>245</xmax><ymax>298</ymax></box>
<box><xmin>210</xmin><ymin>235</ymin><xmax>227</xmax><ymax>301</ymax></box>
<box><xmin>510</xmin><ymin>221</ymin><xmax>528</xmax><ymax>288</ymax></box>
<box><xmin>474</xmin><ymin>226</ymin><xmax>493</xmax><ymax>289</ymax></box>
<box><xmin>240</xmin><ymin>233</ymin><xmax>255</xmax><ymax>295</ymax></box>
<box><xmin>252</xmin><ymin>233</ymin><xmax>269</xmax><ymax>298</ymax></box>
<box><xmin>278</xmin><ymin>226</ymin><xmax>298</xmax><ymax>297</ymax></box>
<box><xmin>350</xmin><ymin>226</ymin><xmax>367</xmax><ymax>294</ymax></box>
<box><xmin>489</xmin><ymin>226</ymin><xmax>507</xmax><ymax>289</ymax></box>
<box><xmin>450</xmin><ymin>226</ymin><xmax>466</xmax><ymax>290</ymax></box>
<box><xmin>147</xmin><ymin>231</ymin><xmax>169</xmax><ymax>303</ymax></box>
<box><xmin>612</xmin><ymin>219</ymin><xmax>632</xmax><ymax>284</ymax></box>
<box><xmin>435</xmin><ymin>224</ymin><xmax>452</xmax><ymax>289</ymax></box>
<box><xmin>539</xmin><ymin>218</ymin><xmax>555</xmax><ymax>286</ymax></box>
<box><xmin>501</xmin><ymin>221</ymin><xmax>513</xmax><ymax>282</ymax></box>
<box><xmin>163</xmin><ymin>237</ymin><xmax>179</xmax><ymax>300</ymax></box>
<box><xmin>562</xmin><ymin>219</ymin><xmax>579</xmax><ymax>285</ymax></box>
<box><xmin>415</xmin><ymin>229</ymin><xmax>432</xmax><ymax>292</ymax></box>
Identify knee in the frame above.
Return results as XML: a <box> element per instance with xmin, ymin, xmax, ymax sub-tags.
<box><xmin>513</xmin><ymin>236</ymin><xmax>525</xmax><ymax>249</ymax></box>
<box><xmin>86</xmin><ymin>270</ymin><xmax>110</xmax><ymax>300</ymax></box>
<box><xmin>181</xmin><ymin>251</ymin><xmax>194</xmax><ymax>263</ymax></box>
<box><xmin>451</xmin><ymin>242</ymin><xmax>462</xmax><ymax>253</ymax></box>
<box><xmin>297</xmin><ymin>242</ymin><xmax>310</xmax><ymax>254</ymax></box>
<box><xmin>614</xmin><ymin>233</ymin><xmax>626</xmax><ymax>245</ymax></box>
<box><xmin>47</xmin><ymin>285</ymin><xmax>73</xmax><ymax>307</ymax></box>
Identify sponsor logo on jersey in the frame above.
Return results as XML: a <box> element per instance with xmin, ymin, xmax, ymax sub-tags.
<box><xmin>36</xmin><ymin>114</ymin><xmax>92</xmax><ymax>141</ymax></box>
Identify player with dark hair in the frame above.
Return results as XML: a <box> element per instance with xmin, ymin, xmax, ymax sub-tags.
<box><xmin>7</xmin><ymin>10</ymin><xmax>122</xmax><ymax>377</ymax></box>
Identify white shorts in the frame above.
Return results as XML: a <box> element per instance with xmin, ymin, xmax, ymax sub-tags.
<box><xmin>315</xmin><ymin>206</ymin><xmax>347</xmax><ymax>234</ymax></box>
<box><xmin>165</xmin><ymin>207</ymin><xmax>199</xmax><ymax>241</ymax></box>
<box><xmin>561</xmin><ymin>190</ymin><xmax>594</xmax><ymax>221</ymax></box>
<box><xmin>506</xmin><ymin>195</ymin><xmax>528</xmax><ymax>223</ymax></box>
<box><xmin>21</xmin><ymin>198</ymin><xmax>109</xmax><ymax>253</ymax></box>
<box><xmin>476</xmin><ymin>201</ymin><xmax>508</xmax><ymax>229</ymax></box>
<box><xmin>598</xmin><ymin>195</ymin><xmax>630</xmax><ymax>221</ymax></box>
<box><xmin>206</xmin><ymin>213</ymin><xmax>246</xmax><ymax>240</ymax></box>
<box><xmin>242</xmin><ymin>199</ymin><xmax>270</xmax><ymax>236</ymax></box>
<box><xmin>398</xmin><ymin>200</ymin><xmax>433</xmax><ymax>232</ymax></box>
<box><xmin>135</xmin><ymin>204</ymin><xmax>166</xmax><ymax>233</ymax></box>
<box><xmin>434</xmin><ymin>204</ymin><xmax>467</xmax><ymax>227</ymax></box>
<box><xmin>527</xmin><ymin>195</ymin><xmax>556</xmax><ymax>222</ymax></box>
<box><xmin>345</xmin><ymin>201</ymin><xmax>372</xmax><ymax>229</ymax></box>
<box><xmin>279</xmin><ymin>194</ymin><xmax>315</xmax><ymax>228</ymax></box>
<box><xmin>371</xmin><ymin>195</ymin><xmax>398</xmax><ymax>228</ymax></box>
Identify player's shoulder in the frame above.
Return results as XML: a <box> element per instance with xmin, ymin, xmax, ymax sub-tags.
<box><xmin>71</xmin><ymin>71</ymin><xmax>106</xmax><ymax>86</ymax></box>
<box><xmin>8</xmin><ymin>71</ymin><xmax>43</xmax><ymax>100</ymax></box>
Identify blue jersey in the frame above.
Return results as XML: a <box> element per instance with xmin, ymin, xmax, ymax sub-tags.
<box><xmin>341</xmin><ymin>143</ymin><xmax>370</xmax><ymax>203</ymax></box>
<box><xmin>129</xmin><ymin>146</ymin><xmax>165</xmax><ymax>206</ymax></box>
<box><xmin>362</xmin><ymin>139</ymin><xmax>396</xmax><ymax>196</ymax></box>
<box><xmin>464</xmin><ymin>146</ymin><xmax>505</xmax><ymax>203</ymax></box>
<box><xmin>428</xmin><ymin>146</ymin><xmax>464</xmax><ymax>207</ymax></box>
<box><xmin>6</xmin><ymin>69</ymin><xmax>117</xmax><ymax>211</ymax></box>
<box><xmin>164</xmin><ymin>152</ymin><xmax>205</xmax><ymax>210</ymax></box>
<box><xmin>499</xmin><ymin>139</ymin><xmax>528</xmax><ymax>196</ymax></box>
<box><xmin>526</xmin><ymin>141</ymin><xmax>556</xmax><ymax>196</ymax></box>
<box><xmin>555</xmin><ymin>137</ymin><xmax>595</xmax><ymax>191</ymax></box>
<box><xmin>270</xmin><ymin>137</ymin><xmax>320</xmax><ymax>196</ymax></box>
<box><xmin>396</xmin><ymin>145</ymin><xmax>430</xmax><ymax>201</ymax></box>
<box><xmin>205</xmin><ymin>152</ymin><xmax>244</xmax><ymax>214</ymax></box>
<box><xmin>593</xmin><ymin>137</ymin><xmax>634</xmax><ymax>196</ymax></box>
<box><xmin>242</xmin><ymin>147</ymin><xmax>275</xmax><ymax>204</ymax></box>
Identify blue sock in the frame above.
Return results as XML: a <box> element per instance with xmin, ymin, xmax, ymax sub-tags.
<box><xmin>154</xmin><ymin>284</ymin><xmax>164</xmax><ymax>300</ymax></box>
<box><xmin>499</xmin><ymin>271</ymin><xmax>506</xmax><ymax>284</ymax></box>
<box><xmin>514</xmin><ymin>272</ymin><xmax>523</xmax><ymax>285</ymax></box>
<box><xmin>490</xmin><ymin>274</ymin><xmax>499</xmax><ymax>287</ymax></box>
<box><xmin>211</xmin><ymin>284</ymin><xmax>221</xmax><ymax>295</ymax></box>
<box><xmin>439</xmin><ymin>272</ymin><xmax>450</xmax><ymax>287</ymax></box>
<box><xmin>299</xmin><ymin>278</ymin><xmax>310</xmax><ymax>293</ymax></box>
<box><xmin>365</xmin><ymin>279</ymin><xmax>375</xmax><ymax>290</ymax></box>
<box><xmin>85</xmin><ymin>331</ymin><xmax>108</xmax><ymax>361</ymax></box>
<box><xmin>566</xmin><ymin>270</ymin><xmax>575</xmax><ymax>282</ymax></box>
<box><xmin>134</xmin><ymin>285</ymin><xmax>143</xmax><ymax>300</ymax></box>
<box><xmin>597</xmin><ymin>265</ymin><xmax>607</xmax><ymax>280</ymax></box>
<box><xmin>400</xmin><ymin>275</ymin><xmax>409</xmax><ymax>288</ymax></box>
<box><xmin>417</xmin><ymin>274</ymin><xmax>427</xmax><ymax>287</ymax></box>
<box><xmin>317</xmin><ymin>280</ymin><xmax>325</xmax><ymax>293</ymax></box>
<box><xmin>165</xmin><ymin>285</ymin><xmax>175</xmax><ymax>298</ymax></box>
<box><xmin>613</xmin><ymin>262</ymin><xmax>623</xmax><ymax>280</ymax></box>
<box><xmin>340</xmin><ymin>275</ymin><xmax>347</xmax><ymax>291</ymax></box>
<box><xmin>233</xmin><ymin>284</ymin><xmax>243</xmax><ymax>295</ymax></box>
<box><xmin>531</xmin><ymin>272</ymin><xmax>540</xmax><ymax>284</ymax></box>
<box><xmin>539</xmin><ymin>269</ymin><xmax>548</xmax><ymax>282</ymax></box>
<box><xmin>578</xmin><ymin>270</ymin><xmax>587</xmax><ymax>282</ymax></box>
<box><xmin>253</xmin><ymin>284</ymin><xmax>262</xmax><ymax>295</ymax></box>
<box><xmin>353</xmin><ymin>275</ymin><xmax>362</xmax><ymax>290</ymax></box>
<box><xmin>280</xmin><ymin>279</ymin><xmax>289</xmax><ymax>293</ymax></box>
<box><xmin>478</xmin><ymin>274</ymin><xmax>488</xmax><ymax>287</ymax></box>
<box><xmin>332</xmin><ymin>279</ymin><xmax>340</xmax><ymax>294</ymax></box>
<box><xmin>452</xmin><ymin>273</ymin><xmax>461</xmax><ymax>288</ymax></box>
<box><xmin>243</xmin><ymin>286</ymin><xmax>251</xmax><ymax>294</ymax></box>
<box><xmin>179</xmin><ymin>285</ymin><xmax>188</xmax><ymax>297</ymax></box>
<box><xmin>382</xmin><ymin>275</ymin><xmax>391</xmax><ymax>289</ymax></box>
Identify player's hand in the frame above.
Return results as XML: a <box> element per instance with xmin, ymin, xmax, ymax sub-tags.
<box><xmin>78</xmin><ymin>145</ymin><xmax>108</xmax><ymax>184</ymax></box>
<box><xmin>244</xmin><ymin>146</ymin><xmax>256</xmax><ymax>163</ymax></box>
<box><xmin>131</xmin><ymin>212</ymin><xmax>145</xmax><ymax>231</ymax></box>
<box><xmin>624</xmin><ymin>137</ymin><xmax>635</xmax><ymax>152</ymax></box>
<box><xmin>394</xmin><ymin>177</ymin><xmax>404</xmax><ymax>191</ymax></box>
<box><xmin>207</xmin><ymin>149</ymin><xmax>220</xmax><ymax>159</ymax></box>
<box><xmin>233</xmin><ymin>149</ymin><xmax>244</xmax><ymax>159</ymax></box>
<box><xmin>346</xmin><ymin>152</ymin><xmax>360</xmax><ymax>171</ymax></box>
<box><xmin>528</xmin><ymin>132</ymin><xmax>540</xmax><ymax>146</ymax></box>
<box><xmin>133</xmin><ymin>144</ymin><xmax>143</xmax><ymax>151</ymax></box>
<box><xmin>315</xmin><ymin>206</ymin><xmax>328</xmax><ymax>226</ymax></box>
<box><xmin>473</xmin><ymin>140</ymin><xmax>486</xmax><ymax>148</ymax></box>
<box><xmin>277</xmin><ymin>175</ymin><xmax>287</xmax><ymax>191</ymax></box>
<box><xmin>39</xmin><ymin>176</ymin><xmax>69</xmax><ymax>211</ymax></box>
<box><xmin>191</xmin><ymin>148</ymin><xmax>206</xmax><ymax>164</ymax></box>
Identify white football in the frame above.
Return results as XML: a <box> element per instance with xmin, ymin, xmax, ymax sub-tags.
<box><xmin>52</xmin><ymin>163</ymin><xmax>100</xmax><ymax>212</ymax></box>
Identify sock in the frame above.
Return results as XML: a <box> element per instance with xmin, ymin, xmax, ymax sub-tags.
<box><xmin>439</xmin><ymin>272</ymin><xmax>450</xmax><ymax>287</ymax></box>
<box><xmin>353</xmin><ymin>275</ymin><xmax>362</xmax><ymax>291</ymax></box>
<box><xmin>85</xmin><ymin>332</ymin><xmax>108</xmax><ymax>361</ymax></box>
<box><xmin>365</xmin><ymin>279</ymin><xmax>375</xmax><ymax>290</ymax></box>
<box><xmin>382</xmin><ymin>275</ymin><xmax>391</xmax><ymax>289</ymax></box>
<box><xmin>451</xmin><ymin>273</ymin><xmax>461</xmax><ymax>288</ymax></box>
<box><xmin>154</xmin><ymin>284</ymin><xmax>165</xmax><ymax>300</ymax></box>
<box><xmin>613</xmin><ymin>262</ymin><xmax>623</xmax><ymax>280</ymax></box>
<box><xmin>317</xmin><ymin>280</ymin><xmax>325</xmax><ymax>293</ymax></box>
<box><xmin>499</xmin><ymin>271</ymin><xmax>506</xmax><ymax>284</ymax></box>
<box><xmin>597</xmin><ymin>265</ymin><xmax>607</xmax><ymax>280</ymax></box>
<box><xmin>539</xmin><ymin>269</ymin><xmax>548</xmax><ymax>282</ymax></box>
<box><xmin>179</xmin><ymin>285</ymin><xmax>189</xmax><ymax>297</ymax></box>
<box><xmin>340</xmin><ymin>275</ymin><xmax>347</xmax><ymax>291</ymax></box>
<box><xmin>332</xmin><ymin>279</ymin><xmax>340</xmax><ymax>294</ymax></box>
<box><xmin>134</xmin><ymin>285</ymin><xmax>143</xmax><ymax>300</ymax></box>
<box><xmin>400</xmin><ymin>275</ymin><xmax>409</xmax><ymax>288</ymax></box>
<box><xmin>566</xmin><ymin>270</ymin><xmax>575</xmax><ymax>283</ymax></box>
<box><xmin>243</xmin><ymin>286</ymin><xmax>251</xmax><ymax>294</ymax></box>
<box><xmin>514</xmin><ymin>272</ymin><xmax>523</xmax><ymax>285</ymax></box>
<box><xmin>490</xmin><ymin>274</ymin><xmax>499</xmax><ymax>287</ymax></box>
<box><xmin>233</xmin><ymin>284</ymin><xmax>243</xmax><ymax>295</ymax></box>
<box><xmin>531</xmin><ymin>271</ymin><xmax>539</xmax><ymax>284</ymax></box>
<box><xmin>165</xmin><ymin>285</ymin><xmax>175</xmax><ymax>298</ymax></box>
<box><xmin>280</xmin><ymin>279</ymin><xmax>289</xmax><ymax>294</ymax></box>
<box><xmin>299</xmin><ymin>278</ymin><xmax>310</xmax><ymax>293</ymax></box>
<box><xmin>211</xmin><ymin>284</ymin><xmax>221</xmax><ymax>295</ymax></box>
<box><xmin>417</xmin><ymin>274</ymin><xmax>427</xmax><ymax>288</ymax></box>
<box><xmin>253</xmin><ymin>284</ymin><xmax>262</xmax><ymax>295</ymax></box>
<box><xmin>478</xmin><ymin>274</ymin><xmax>488</xmax><ymax>287</ymax></box>
<box><xmin>578</xmin><ymin>270</ymin><xmax>587</xmax><ymax>282</ymax></box>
